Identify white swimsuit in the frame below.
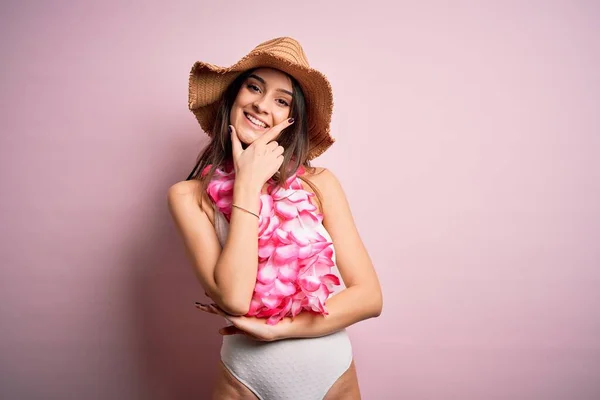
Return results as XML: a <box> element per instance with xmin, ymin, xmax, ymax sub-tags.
<box><xmin>213</xmin><ymin>208</ymin><xmax>354</xmax><ymax>400</ymax></box>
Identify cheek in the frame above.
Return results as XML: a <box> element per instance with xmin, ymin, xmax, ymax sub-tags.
<box><xmin>274</xmin><ymin>108</ymin><xmax>291</xmax><ymax>124</ymax></box>
<box><xmin>232</xmin><ymin>90</ymin><xmax>249</xmax><ymax>110</ymax></box>
<box><xmin>230</xmin><ymin>100</ymin><xmax>244</xmax><ymax>119</ymax></box>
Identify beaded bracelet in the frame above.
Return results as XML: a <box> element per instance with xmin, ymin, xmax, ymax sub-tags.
<box><xmin>232</xmin><ymin>204</ymin><xmax>259</xmax><ymax>219</ymax></box>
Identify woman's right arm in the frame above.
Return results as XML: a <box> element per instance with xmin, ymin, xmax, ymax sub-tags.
<box><xmin>168</xmin><ymin>118</ymin><xmax>293</xmax><ymax>316</ymax></box>
<box><xmin>167</xmin><ymin>180</ymin><xmax>260</xmax><ymax>316</ymax></box>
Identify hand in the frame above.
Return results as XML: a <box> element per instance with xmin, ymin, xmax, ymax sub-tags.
<box><xmin>195</xmin><ymin>302</ymin><xmax>279</xmax><ymax>342</ymax></box>
<box><xmin>230</xmin><ymin>118</ymin><xmax>294</xmax><ymax>191</ymax></box>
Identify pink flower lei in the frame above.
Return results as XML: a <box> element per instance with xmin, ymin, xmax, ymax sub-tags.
<box><xmin>202</xmin><ymin>163</ymin><xmax>341</xmax><ymax>325</ymax></box>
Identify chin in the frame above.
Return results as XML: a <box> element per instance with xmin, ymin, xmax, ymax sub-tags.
<box><xmin>235</xmin><ymin>127</ymin><xmax>258</xmax><ymax>145</ymax></box>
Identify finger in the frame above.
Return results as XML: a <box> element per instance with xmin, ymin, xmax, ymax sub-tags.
<box><xmin>209</xmin><ymin>304</ymin><xmax>228</xmax><ymax>317</ymax></box>
<box><xmin>218</xmin><ymin>326</ymin><xmax>242</xmax><ymax>336</ymax></box>
<box><xmin>256</xmin><ymin>117</ymin><xmax>294</xmax><ymax>145</ymax></box>
<box><xmin>274</xmin><ymin>145</ymin><xmax>285</xmax><ymax>157</ymax></box>
<box><xmin>229</xmin><ymin>125</ymin><xmax>243</xmax><ymax>156</ymax></box>
<box><xmin>195</xmin><ymin>302</ymin><xmax>218</xmax><ymax>314</ymax></box>
<box><xmin>195</xmin><ymin>305</ymin><xmax>217</xmax><ymax>315</ymax></box>
<box><xmin>275</xmin><ymin>154</ymin><xmax>285</xmax><ymax>167</ymax></box>
<box><xmin>265</xmin><ymin>140</ymin><xmax>279</xmax><ymax>152</ymax></box>
<box><xmin>243</xmin><ymin>332</ymin><xmax>265</xmax><ymax>341</ymax></box>
<box><xmin>220</xmin><ymin>325</ymin><xmax>258</xmax><ymax>340</ymax></box>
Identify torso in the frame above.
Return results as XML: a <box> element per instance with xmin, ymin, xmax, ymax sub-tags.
<box><xmin>181</xmin><ymin>166</ymin><xmax>361</xmax><ymax>399</ymax></box>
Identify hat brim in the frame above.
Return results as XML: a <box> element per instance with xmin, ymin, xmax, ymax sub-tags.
<box><xmin>188</xmin><ymin>50</ymin><xmax>335</xmax><ymax>160</ymax></box>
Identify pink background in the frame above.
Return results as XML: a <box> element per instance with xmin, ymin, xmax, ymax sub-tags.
<box><xmin>1</xmin><ymin>1</ymin><xmax>599</xmax><ymax>399</ymax></box>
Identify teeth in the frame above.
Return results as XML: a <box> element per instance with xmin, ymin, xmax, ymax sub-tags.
<box><xmin>246</xmin><ymin>113</ymin><xmax>267</xmax><ymax>128</ymax></box>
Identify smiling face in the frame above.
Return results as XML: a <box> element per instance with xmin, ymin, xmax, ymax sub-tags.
<box><xmin>230</xmin><ymin>67</ymin><xmax>294</xmax><ymax>145</ymax></box>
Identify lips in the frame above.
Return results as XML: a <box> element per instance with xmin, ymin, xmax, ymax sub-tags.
<box><xmin>244</xmin><ymin>112</ymin><xmax>269</xmax><ymax>129</ymax></box>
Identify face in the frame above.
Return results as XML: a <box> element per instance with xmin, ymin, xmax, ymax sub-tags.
<box><xmin>230</xmin><ymin>67</ymin><xmax>293</xmax><ymax>145</ymax></box>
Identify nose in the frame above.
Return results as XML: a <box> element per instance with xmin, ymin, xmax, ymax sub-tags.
<box><xmin>252</xmin><ymin>96</ymin><xmax>269</xmax><ymax>115</ymax></box>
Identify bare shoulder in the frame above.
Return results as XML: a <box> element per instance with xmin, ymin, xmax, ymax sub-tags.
<box><xmin>168</xmin><ymin>179</ymin><xmax>202</xmax><ymax>197</ymax></box>
<box><xmin>167</xmin><ymin>179</ymin><xmax>213</xmax><ymax>215</ymax></box>
<box><xmin>302</xmin><ymin>166</ymin><xmax>345</xmax><ymax>201</ymax></box>
<box><xmin>300</xmin><ymin>166</ymin><xmax>349</xmax><ymax>218</ymax></box>
<box><xmin>167</xmin><ymin>178</ymin><xmax>217</xmax><ymax>227</ymax></box>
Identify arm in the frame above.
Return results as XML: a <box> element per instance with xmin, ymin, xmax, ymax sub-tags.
<box><xmin>168</xmin><ymin>119</ymin><xmax>293</xmax><ymax>316</ymax></box>
<box><xmin>213</xmin><ymin>182</ymin><xmax>262</xmax><ymax>313</ymax></box>
<box><xmin>167</xmin><ymin>180</ymin><xmax>259</xmax><ymax>315</ymax></box>
<box><xmin>274</xmin><ymin>168</ymin><xmax>383</xmax><ymax>339</ymax></box>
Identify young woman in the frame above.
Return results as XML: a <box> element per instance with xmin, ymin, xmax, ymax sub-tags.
<box><xmin>168</xmin><ymin>37</ymin><xmax>382</xmax><ymax>400</ymax></box>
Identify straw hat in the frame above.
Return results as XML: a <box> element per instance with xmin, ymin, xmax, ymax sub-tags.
<box><xmin>188</xmin><ymin>37</ymin><xmax>335</xmax><ymax>160</ymax></box>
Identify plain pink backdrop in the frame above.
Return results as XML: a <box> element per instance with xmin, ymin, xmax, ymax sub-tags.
<box><xmin>1</xmin><ymin>1</ymin><xmax>599</xmax><ymax>399</ymax></box>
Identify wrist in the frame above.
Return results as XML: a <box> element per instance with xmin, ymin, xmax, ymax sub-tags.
<box><xmin>234</xmin><ymin>173</ymin><xmax>263</xmax><ymax>192</ymax></box>
<box><xmin>233</xmin><ymin>180</ymin><xmax>261</xmax><ymax>197</ymax></box>
<box><xmin>273</xmin><ymin>316</ymin><xmax>294</xmax><ymax>340</ymax></box>
<box><xmin>233</xmin><ymin>183</ymin><xmax>261</xmax><ymax>212</ymax></box>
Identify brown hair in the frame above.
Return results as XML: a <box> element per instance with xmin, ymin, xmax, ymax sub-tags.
<box><xmin>186</xmin><ymin>68</ymin><xmax>323</xmax><ymax>209</ymax></box>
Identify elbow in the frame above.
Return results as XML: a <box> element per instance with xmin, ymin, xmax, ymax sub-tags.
<box><xmin>370</xmin><ymin>290</ymin><xmax>383</xmax><ymax>318</ymax></box>
<box><xmin>212</xmin><ymin>282</ymin><xmax>252</xmax><ymax>317</ymax></box>
<box><xmin>217</xmin><ymin>295</ymin><xmax>250</xmax><ymax>316</ymax></box>
<box><xmin>372</xmin><ymin>300</ymin><xmax>383</xmax><ymax>318</ymax></box>
<box><xmin>353</xmin><ymin>283</ymin><xmax>383</xmax><ymax>319</ymax></box>
<box><xmin>208</xmin><ymin>285</ymin><xmax>250</xmax><ymax>316</ymax></box>
<box><xmin>369</xmin><ymin>302</ymin><xmax>382</xmax><ymax>318</ymax></box>
<box><xmin>222</xmin><ymin>303</ymin><xmax>250</xmax><ymax>317</ymax></box>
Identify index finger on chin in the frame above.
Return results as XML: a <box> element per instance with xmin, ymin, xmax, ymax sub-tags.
<box><xmin>257</xmin><ymin>117</ymin><xmax>294</xmax><ymax>145</ymax></box>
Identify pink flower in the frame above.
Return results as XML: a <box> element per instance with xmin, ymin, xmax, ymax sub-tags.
<box><xmin>205</xmin><ymin>164</ymin><xmax>340</xmax><ymax>325</ymax></box>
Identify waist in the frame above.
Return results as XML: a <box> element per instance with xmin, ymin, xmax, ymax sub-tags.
<box><xmin>220</xmin><ymin>329</ymin><xmax>352</xmax><ymax>361</ymax></box>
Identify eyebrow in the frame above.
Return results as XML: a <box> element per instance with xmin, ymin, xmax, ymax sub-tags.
<box><xmin>248</xmin><ymin>74</ymin><xmax>293</xmax><ymax>97</ymax></box>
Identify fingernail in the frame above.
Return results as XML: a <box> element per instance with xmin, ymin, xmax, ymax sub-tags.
<box><xmin>288</xmin><ymin>118</ymin><xmax>294</xmax><ymax>124</ymax></box>
<box><xmin>228</xmin><ymin>126</ymin><xmax>232</xmax><ymax>133</ymax></box>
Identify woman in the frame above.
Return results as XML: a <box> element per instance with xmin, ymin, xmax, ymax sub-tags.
<box><xmin>168</xmin><ymin>37</ymin><xmax>382</xmax><ymax>400</ymax></box>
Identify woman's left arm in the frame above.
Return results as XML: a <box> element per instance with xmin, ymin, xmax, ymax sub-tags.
<box><xmin>274</xmin><ymin>168</ymin><xmax>383</xmax><ymax>340</ymax></box>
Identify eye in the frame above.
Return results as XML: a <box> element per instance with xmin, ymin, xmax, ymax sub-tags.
<box><xmin>277</xmin><ymin>99</ymin><xmax>290</xmax><ymax>107</ymax></box>
<box><xmin>247</xmin><ymin>83</ymin><xmax>260</xmax><ymax>92</ymax></box>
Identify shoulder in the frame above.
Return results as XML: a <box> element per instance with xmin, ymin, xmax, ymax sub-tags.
<box><xmin>301</xmin><ymin>166</ymin><xmax>346</xmax><ymax>206</ymax></box>
<box><xmin>302</xmin><ymin>166</ymin><xmax>339</xmax><ymax>186</ymax></box>
<box><xmin>303</xmin><ymin>167</ymin><xmax>356</xmax><ymax>238</ymax></box>
<box><xmin>167</xmin><ymin>179</ymin><xmax>203</xmax><ymax>199</ymax></box>
<box><xmin>167</xmin><ymin>179</ymin><xmax>210</xmax><ymax>210</ymax></box>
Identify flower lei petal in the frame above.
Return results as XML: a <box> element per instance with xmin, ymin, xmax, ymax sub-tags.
<box><xmin>202</xmin><ymin>165</ymin><xmax>340</xmax><ymax>325</ymax></box>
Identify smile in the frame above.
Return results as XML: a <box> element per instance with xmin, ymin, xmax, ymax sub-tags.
<box><xmin>244</xmin><ymin>112</ymin><xmax>268</xmax><ymax>129</ymax></box>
